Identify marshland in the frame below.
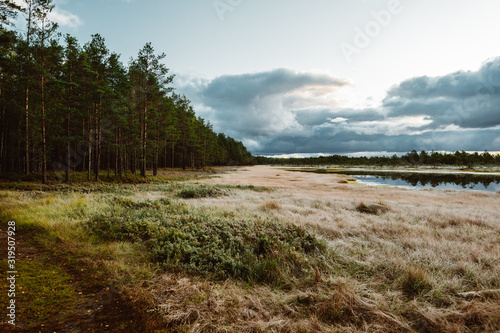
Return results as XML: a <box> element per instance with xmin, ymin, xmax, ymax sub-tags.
<box><xmin>2</xmin><ymin>1</ymin><xmax>500</xmax><ymax>332</ymax></box>
<box><xmin>1</xmin><ymin>166</ymin><xmax>499</xmax><ymax>332</ymax></box>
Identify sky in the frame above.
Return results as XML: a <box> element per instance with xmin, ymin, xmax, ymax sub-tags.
<box><xmin>12</xmin><ymin>0</ymin><xmax>500</xmax><ymax>156</ymax></box>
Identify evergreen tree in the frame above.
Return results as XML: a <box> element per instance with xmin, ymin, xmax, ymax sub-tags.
<box><xmin>130</xmin><ymin>42</ymin><xmax>173</xmax><ymax>176</ymax></box>
<box><xmin>0</xmin><ymin>22</ymin><xmax>254</xmax><ymax>179</ymax></box>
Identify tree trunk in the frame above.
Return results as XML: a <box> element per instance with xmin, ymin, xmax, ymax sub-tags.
<box><xmin>132</xmin><ymin>147</ymin><xmax>136</xmax><ymax>174</ymax></box>
<box><xmin>65</xmin><ymin>73</ymin><xmax>73</xmax><ymax>183</ymax></box>
<box><xmin>87</xmin><ymin>114</ymin><xmax>92</xmax><ymax>181</ymax></box>
<box><xmin>24</xmin><ymin>0</ymin><xmax>33</xmax><ymax>175</ymax></box>
<box><xmin>118</xmin><ymin>128</ymin><xmax>122</xmax><ymax>177</ymax></box>
<box><xmin>107</xmin><ymin>140</ymin><xmax>110</xmax><ymax>177</ymax></box>
<box><xmin>164</xmin><ymin>139</ymin><xmax>167</xmax><ymax>169</ymax></box>
<box><xmin>40</xmin><ymin>22</ymin><xmax>47</xmax><ymax>185</ymax></box>
<box><xmin>0</xmin><ymin>105</ymin><xmax>5</xmax><ymax>174</ymax></box>
<box><xmin>171</xmin><ymin>144</ymin><xmax>174</xmax><ymax>169</ymax></box>
<box><xmin>153</xmin><ymin>132</ymin><xmax>158</xmax><ymax>176</ymax></box>
<box><xmin>141</xmin><ymin>96</ymin><xmax>147</xmax><ymax>177</ymax></box>
<box><xmin>94</xmin><ymin>102</ymin><xmax>100</xmax><ymax>182</ymax></box>
<box><xmin>41</xmin><ymin>70</ymin><xmax>46</xmax><ymax>184</ymax></box>
<box><xmin>65</xmin><ymin>112</ymin><xmax>70</xmax><ymax>183</ymax></box>
<box><xmin>114</xmin><ymin>127</ymin><xmax>118</xmax><ymax>176</ymax></box>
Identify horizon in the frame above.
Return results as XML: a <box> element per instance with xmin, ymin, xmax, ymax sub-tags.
<box><xmin>10</xmin><ymin>0</ymin><xmax>500</xmax><ymax>155</ymax></box>
<box><xmin>256</xmin><ymin>150</ymin><xmax>500</xmax><ymax>159</ymax></box>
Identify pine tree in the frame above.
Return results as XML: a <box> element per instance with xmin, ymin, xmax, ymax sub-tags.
<box><xmin>106</xmin><ymin>52</ymin><xmax>129</xmax><ymax>177</ymax></box>
<box><xmin>0</xmin><ymin>31</ymin><xmax>254</xmax><ymax>178</ymax></box>
<box><xmin>84</xmin><ymin>34</ymin><xmax>109</xmax><ymax>181</ymax></box>
<box><xmin>31</xmin><ymin>0</ymin><xmax>57</xmax><ymax>183</ymax></box>
<box><xmin>0</xmin><ymin>0</ymin><xmax>20</xmax><ymax>28</ymax></box>
<box><xmin>130</xmin><ymin>43</ymin><xmax>173</xmax><ymax>177</ymax></box>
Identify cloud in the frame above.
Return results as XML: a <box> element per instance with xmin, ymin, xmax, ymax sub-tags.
<box><xmin>49</xmin><ymin>7</ymin><xmax>82</xmax><ymax>28</ymax></box>
<box><xmin>12</xmin><ymin>0</ymin><xmax>82</xmax><ymax>28</ymax></box>
<box><xmin>175</xmin><ymin>60</ymin><xmax>500</xmax><ymax>155</ymax></box>
<box><xmin>258</xmin><ymin>127</ymin><xmax>500</xmax><ymax>155</ymax></box>
<box><xmin>202</xmin><ymin>68</ymin><xmax>349</xmax><ymax>106</ymax></box>
<box><xmin>188</xmin><ymin>68</ymin><xmax>351</xmax><ymax>140</ymax></box>
<box><xmin>384</xmin><ymin>57</ymin><xmax>500</xmax><ymax>129</ymax></box>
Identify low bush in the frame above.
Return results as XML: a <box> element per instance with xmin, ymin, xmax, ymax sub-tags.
<box><xmin>176</xmin><ymin>185</ymin><xmax>227</xmax><ymax>199</ymax></box>
<box><xmin>86</xmin><ymin>198</ymin><xmax>326</xmax><ymax>286</ymax></box>
<box><xmin>230</xmin><ymin>185</ymin><xmax>273</xmax><ymax>192</ymax></box>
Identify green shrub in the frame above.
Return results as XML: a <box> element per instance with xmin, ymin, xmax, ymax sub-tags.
<box><xmin>150</xmin><ymin>217</ymin><xmax>323</xmax><ymax>283</ymax></box>
<box><xmin>176</xmin><ymin>185</ymin><xmax>227</xmax><ymax>199</ymax></box>
<box><xmin>231</xmin><ymin>185</ymin><xmax>273</xmax><ymax>192</ymax></box>
<box><xmin>86</xmin><ymin>198</ymin><xmax>326</xmax><ymax>286</ymax></box>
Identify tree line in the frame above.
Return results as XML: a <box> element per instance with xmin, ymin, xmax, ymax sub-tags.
<box><xmin>0</xmin><ymin>0</ymin><xmax>253</xmax><ymax>183</ymax></box>
<box><xmin>256</xmin><ymin>150</ymin><xmax>500</xmax><ymax>167</ymax></box>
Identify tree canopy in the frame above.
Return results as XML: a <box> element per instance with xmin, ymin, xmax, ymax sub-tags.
<box><xmin>0</xmin><ymin>2</ymin><xmax>253</xmax><ymax>182</ymax></box>
<box><xmin>256</xmin><ymin>150</ymin><xmax>500</xmax><ymax>167</ymax></box>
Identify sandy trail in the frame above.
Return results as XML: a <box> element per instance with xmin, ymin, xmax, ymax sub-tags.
<box><xmin>201</xmin><ymin>165</ymin><xmax>499</xmax><ymax>206</ymax></box>
<box><xmin>204</xmin><ymin>166</ymin><xmax>347</xmax><ymax>194</ymax></box>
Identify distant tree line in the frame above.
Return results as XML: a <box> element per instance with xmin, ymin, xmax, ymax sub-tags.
<box><xmin>256</xmin><ymin>150</ymin><xmax>500</xmax><ymax>168</ymax></box>
<box><xmin>0</xmin><ymin>0</ymin><xmax>253</xmax><ymax>183</ymax></box>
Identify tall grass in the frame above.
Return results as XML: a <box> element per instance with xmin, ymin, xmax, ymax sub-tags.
<box><xmin>2</xmin><ymin>166</ymin><xmax>500</xmax><ymax>332</ymax></box>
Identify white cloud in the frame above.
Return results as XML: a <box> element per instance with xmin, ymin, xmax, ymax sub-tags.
<box><xmin>344</xmin><ymin>116</ymin><xmax>434</xmax><ymax>136</ymax></box>
<box><xmin>174</xmin><ymin>59</ymin><xmax>500</xmax><ymax>154</ymax></box>
<box><xmin>329</xmin><ymin>117</ymin><xmax>348</xmax><ymax>123</ymax></box>
<box><xmin>12</xmin><ymin>0</ymin><xmax>82</xmax><ymax>28</ymax></box>
<box><xmin>49</xmin><ymin>7</ymin><xmax>82</xmax><ymax>28</ymax></box>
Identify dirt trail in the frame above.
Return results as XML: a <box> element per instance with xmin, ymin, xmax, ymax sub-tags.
<box><xmin>0</xmin><ymin>227</ymin><xmax>147</xmax><ymax>332</ymax></box>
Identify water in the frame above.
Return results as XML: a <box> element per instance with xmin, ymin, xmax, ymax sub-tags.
<box><xmin>343</xmin><ymin>171</ymin><xmax>500</xmax><ymax>192</ymax></box>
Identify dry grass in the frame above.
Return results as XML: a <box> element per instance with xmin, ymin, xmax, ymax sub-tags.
<box><xmin>188</xmin><ymin>166</ymin><xmax>500</xmax><ymax>332</ymax></box>
<box><xmin>261</xmin><ymin>200</ymin><xmax>281</xmax><ymax>212</ymax></box>
<box><xmin>129</xmin><ymin>274</ymin><xmax>413</xmax><ymax>332</ymax></box>
<box><xmin>2</xmin><ymin>166</ymin><xmax>499</xmax><ymax>332</ymax></box>
<box><xmin>355</xmin><ymin>202</ymin><xmax>390</xmax><ymax>215</ymax></box>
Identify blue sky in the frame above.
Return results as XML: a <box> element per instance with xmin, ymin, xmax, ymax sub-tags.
<box><xmin>13</xmin><ymin>0</ymin><xmax>500</xmax><ymax>155</ymax></box>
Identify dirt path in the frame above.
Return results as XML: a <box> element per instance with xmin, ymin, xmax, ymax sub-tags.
<box><xmin>0</xmin><ymin>227</ymin><xmax>148</xmax><ymax>332</ymax></box>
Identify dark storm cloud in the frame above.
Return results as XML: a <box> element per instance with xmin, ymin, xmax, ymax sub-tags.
<box><xmin>175</xmin><ymin>60</ymin><xmax>500</xmax><ymax>155</ymax></box>
<box><xmin>202</xmin><ymin>68</ymin><xmax>350</xmax><ymax>106</ymax></box>
<box><xmin>178</xmin><ymin>68</ymin><xmax>353</xmax><ymax>150</ymax></box>
<box><xmin>387</xmin><ymin>57</ymin><xmax>500</xmax><ymax>100</ymax></box>
<box><xmin>292</xmin><ymin>108</ymin><xmax>384</xmax><ymax>126</ymax></box>
<box><xmin>256</xmin><ymin>128</ymin><xmax>500</xmax><ymax>155</ymax></box>
<box><xmin>385</xmin><ymin>57</ymin><xmax>500</xmax><ymax>129</ymax></box>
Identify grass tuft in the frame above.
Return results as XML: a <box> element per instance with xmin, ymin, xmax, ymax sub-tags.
<box><xmin>401</xmin><ymin>265</ymin><xmax>433</xmax><ymax>297</ymax></box>
<box><xmin>261</xmin><ymin>200</ymin><xmax>281</xmax><ymax>212</ymax></box>
<box><xmin>356</xmin><ymin>202</ymin><xmax>390</xmax><ymax>215</ymax></box>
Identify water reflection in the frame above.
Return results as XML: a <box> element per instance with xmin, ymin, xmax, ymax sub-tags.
<box><xmin>339</xmin><ymin>171</ymin><xmax>500</xmax><ymax>192</ymax></box>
